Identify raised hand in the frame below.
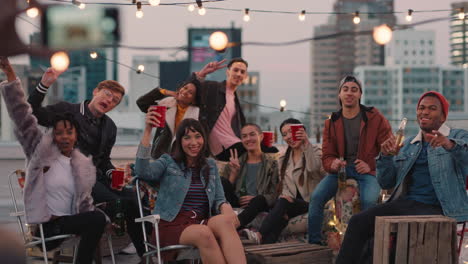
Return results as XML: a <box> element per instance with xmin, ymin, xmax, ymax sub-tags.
<box><xmin>197</xmin><ymin>59</ymin><xmax>227</xmax><ymax>78</ymax></box>
<box><xmin>425</xmin><ymin>130</ymin><xmax>454</xmax><ymax>150</ymax></box>
<box><xmin>229</xmin><ymin>148</ymin><xmax>240</xmax><ymax>172</ymax></box>
<box><xmin>145</xmin><ymin>108</ymin><xmax>162</xmax><ymax>128</ymax></box>
<box><xmin>381</xmin><ymin>132</ymin><xmax>403</xmax><ymax>156</ymax></box>
<box><xmin>40</xmin><ymin>67</ymin><xmax>64</xmax><ymax>87</ymax></box>
<box><xmin>0</xmin><ymin>57</ymin><xmax>16</xmax><ymax>81</ymax></box>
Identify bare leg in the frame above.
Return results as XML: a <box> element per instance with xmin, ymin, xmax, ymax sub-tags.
<box><xmin>179</xmin><ymin>225</ymin><xmax>226</xmax><ymax>264</ymax></box>
<box><xmin>208</xmin><ymin>215</ymin><xmax>246</xmax><ymax>264</ymax></box>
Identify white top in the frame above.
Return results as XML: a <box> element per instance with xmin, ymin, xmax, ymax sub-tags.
<box><xmin>45</xmin><ymin>154</ymin><xmax>75</xmax><ymax>216</ymax></box>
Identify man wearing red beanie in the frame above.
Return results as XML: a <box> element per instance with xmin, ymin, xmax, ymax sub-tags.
<box><xmin>336</xmin><ymin>91</ymin><xmax>468</xmax><ymax>263</ymax></box>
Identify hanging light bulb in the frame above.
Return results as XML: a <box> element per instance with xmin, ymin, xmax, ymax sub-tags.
<box><xmin>458</xmin><ymin>8</ymin><xmax>465</xmax><ymax>20</ymax></box>
<box><xmin>405</xmin><ymin>9</ymin><xmax>413</xmax><ymax>22</ymax></box>
<box><xmin>136</xmin><ymin>1</ymin><xmax>144</xmax><ymax>18</ymax></box>
<box><xmin>137</xmin><ymin>64</ymin><xmax>145</xmax><ymax>74</ymax></box>
<box><xmin>90</xmin><ymin>52</ymin><xmax>98</xmax><ymax>59</ymax></box>
<box><xmin>373</xmin><ymin>24</ymin><xmax>393</xmax><ymax>45</ymax></box>
<box><xmin>298</xmin><ymin>10</ymin><xmax>306</xmax><ymax>21</ymax></box>
<box><xmin>209</xmin><ymin>31</ymin><xmax>229</xmax><ymax>51</ymax></box>
<box><xmin>280</xmin><ymin>99</ymin><xmax>287</xmax><ymax>112</ymax></box>
<box><xmin>188</xmin><ymin>4</ymin><xmax>195</xmax><ymax>12</ymax></box>
<box><xmin>78</xmin><ymin>2</ymin><xmax>86</xmax><ymax>9</ymax></box>
<box><xmin>26</xmin><ymin>7</ymin><xmax>39</xmax><ymax>18</ymax></box>
<box><xmin>353</xmin><ymin>11</ymin><xmax>360</xmax><ymax>24</ymax></box>
<box><xmin>148</xmin><ymin>0</ymin><xmax>160</xmax><ymax>6</ymax></box>
<box><xmin>50</xmin><ymin>52</ymin><xmax>70</xmax><ymax>72</ymax></box>
<box><xmin>243</xmin><ymin>8</ymin><xmax>250</xmax><ymax>22</ymax></box>
<box><xmin>198</xmin><ymin>7</ymin><xmax>206</xmax><ymax>16</ymax></box>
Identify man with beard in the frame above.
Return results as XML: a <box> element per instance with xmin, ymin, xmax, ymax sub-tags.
<box><xmin>335</xmin><ymin>91</ymin><xmax>468</xmax><ymax>263</ymax></box>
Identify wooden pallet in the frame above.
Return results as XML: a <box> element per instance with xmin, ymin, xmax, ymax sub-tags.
<box><xmin>245</xmin><ymin>241</ymin><xmax>332</xmax><ymax>264</ymax></box>
<box><xmin>373</xmin><ymin>215</ymin><xmax>457</xmax><ymax>264</ymax></box>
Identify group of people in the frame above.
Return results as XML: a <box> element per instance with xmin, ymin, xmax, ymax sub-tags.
<box><xmin>0</xmin><ymin>55</ymin><xmax>467</xmax><ymax>264</ymax></box>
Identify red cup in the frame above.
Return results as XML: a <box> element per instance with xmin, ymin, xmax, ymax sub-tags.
<box><xmin>111</xmin><ymin>169</ymin><xmax>125</xmax><ymax>189</ymax></box>
<box><xmin>290</xmin><ymin>124</ymin><xmax>304</xmax><ymax>141</ymax></box>
<box><xmin>149</xmin><ymin>105</ymin><xmax>167</xmax><ymax>128</ymax></box>
<box><xmin>262</xmin><ymin>131</ymin><xmax>274</xmax><ymax>147</ymax></box>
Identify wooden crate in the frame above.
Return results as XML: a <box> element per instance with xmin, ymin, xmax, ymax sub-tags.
<box><xmin>245</xmin><ymin>241</ymin><xmax>332</xmax><ymax>264</ymax></box>
<box><xmin>373</xmin><ymin>215</ymin><xmax>457</xmax><ymax>264</ymax></box>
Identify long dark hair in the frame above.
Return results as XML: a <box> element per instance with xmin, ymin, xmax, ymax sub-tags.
<box><xmin>277</xmin><ymin>118</ymin><xmax>307</xmax><ymax>194</ymax></box>
<box><xmin>177</xmin><ymin>79</ymin><xmax>201</xmax><ymax>106</ymax></box>
<box><xmin>171</xmin><ymin>118</ymin><xmax>210</xmax><ymax>187</ymax></box>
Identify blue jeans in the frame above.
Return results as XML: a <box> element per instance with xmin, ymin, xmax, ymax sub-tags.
<box><xmin>307</xmin><ymin>165</ymin><xmax>381</xmax><ymax>244</ymax></box>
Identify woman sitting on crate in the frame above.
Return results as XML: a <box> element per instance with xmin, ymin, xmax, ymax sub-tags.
<box><xmin>135</xmin><ymin>117</ymin><xmax>246</xmax><ymax>264</ymax></box>
<box><xmin>0</xmin><ymin>57</ymin><xmax>106</xmax><ymax>264</ymax></box>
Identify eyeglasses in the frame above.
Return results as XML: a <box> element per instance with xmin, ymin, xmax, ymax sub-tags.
<box><xmin>102</xmin><ymin>89</ymin><xmax>121</xmax><ymax>105</ymax></box>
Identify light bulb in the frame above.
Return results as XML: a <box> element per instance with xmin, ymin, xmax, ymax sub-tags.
<box><xmin>298</xmin><ymin>10</ymin><xmax>306</xmax><ymax>21</ymax></box>
<box><xmin>353</xmin><ymin>16</ymin><xmax>360</xmax><ymax>24</ymax></box>
<box><xmin>243</xmin><ymin>14</ymin><xmax>250</xmax><ymax>22</ymax></box>
<box><xmin>50</xmin><ymin>52</ymin><xmax>70</xmax><ymax>72</ymax></box>
<box><xmin>280</xmin><ymin>100</ymin><xmax>287</xmax><ymax>108</ymax></box>
<box><xmin>198</xmin><ymin>7</ymin><xmax>206</xmax><ymax>16</ymax></box>
<box><xmin>405</xmin><ymin>9</ymin><xmax>413</xmax><ymax>22</ymax></box>
<box><xmin>188</xmin><ymin>4</ymin><xmax>195</xmax><ymax>12</ymax></box>
<box><xmin>373</xmin><ymin>24</ymin><xmax>392</xmax><ymax>45</ymax></box>
<box><xmin>136</xmin><ymin>10</ymin><xmax>144</xmax><ymax>18</ymax></box>
<box><xmin>148</xmin><ymin>0</ymin><xmax>160</xmax><ymax>6</ymax></box>
<box><xmin>26</xmin><ymin>7</ymin><xmax>39</xmax><ymax>18</ymax></box>
<box><xmin>78</xmin><ymin>3</ymin><xmax>86</xmax><ymax>9</ymax></box>
<box><xmin>90</xmin><ymin>52</ymin><xmax>98</xmax><ymax>59</ymax></box>
<box><xmin>137</xmin><ymin>64</ymin><xmax>145</xmax><ymax>72</ymax></box>
<box><xmin>209</xmin><ymin>31</ymin><xmax>228</xmax><ymax>51</ymax></box>
<box><xmin>459</xmin><ymin>8</ymin><xmax>465</xmax><ymax>20</ymax></box>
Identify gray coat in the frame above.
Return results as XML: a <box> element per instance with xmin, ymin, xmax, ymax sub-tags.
<box><xmin>1</xmin><ymin>79</ymin><xmax>96</xmax><ymax>224</ymax></box>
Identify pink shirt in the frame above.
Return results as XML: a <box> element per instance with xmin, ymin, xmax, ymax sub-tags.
<box><xmin>209</xmin><ymin>89</ymin><xmax>241</xmax><ymax>155</ymax></box>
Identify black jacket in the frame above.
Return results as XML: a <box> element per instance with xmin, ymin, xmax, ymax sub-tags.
<box><xmin>190</xmin><ymin>73</ymin><xmax>246</xmax><ymax>139</ymax></box>
<box><xmin>27</xmin><ymin>84</ymin><xmax>116</xmax><ymax>183</ymax></box>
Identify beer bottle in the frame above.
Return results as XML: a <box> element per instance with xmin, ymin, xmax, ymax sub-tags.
<box><xmin>338</xmin><ymin>157</ymin><xmax>346</xmax><ymax>190</ymax></box>
<box><xmin>389</xmin><ymin>118</ymin><xmax>407</xmax><ymax>155</ymax></box>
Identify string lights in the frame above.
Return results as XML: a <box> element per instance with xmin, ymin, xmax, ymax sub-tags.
<box><xmin>196</xmin><ymin>0</ymin><xmax>205</xmax><ymax>16</ymax></box>
<box><xmin>50</xmin><ymin>52</ymin><xmax>70</xmax><ymax>72</ymax></box>
<box><xmin>26</xmin><ymin>7</ymin><xmax>39</xmax><ymax>18</ymax></box>
<box><xmin>353</xmin><ymin>11</ymin><xmax>360</xmax><ymax>24</ymax></box>
<box><xmin>89</xmin><ymin>51</ymin><xmax>98</xmax><ymax>59</ymax></box>
<box><xmin>298</xmin><ymin>10</ymin><xmax>306</xmax><ymax>21</ymax></box>
<box><xmin>71</xmin><ymin>0</ymin><xmax>85</xmax><ymax>9</ymax></box>
<box><xmin>243</xmin><ymin>8</ymin><xmax>250</xmax><ymax>22</ymax></box>
<box><xmin>136</xmin><ymin>64</ymin><xmax>145</xmax><ymax>74</ymax></box>
<box><xmin>148</xmin><ymin>0</ymin><xmax>160</xmax><ymax>7</ymax></box>
<box><xmin>136</xmin><ymin>1</ymin><xmax>143</xmax><ymax>18</ymax></box>
<box><xmin>187</xmin><ymin>4</ymin><xmax>195</xmax><ymax>12</ymax></box>
<box><xmin>279</xmin><ymin>100</ymin><xmax>287</xmax><ymax>112</ymax></box>
<box><xmin>406</xmin><ymin>9</ymin><xmax>413</xmax><ymax>22</ymax></box>
<box><xmin>458</xmin><ymin>7</ymin><xmax>465</xmax><ymax>20</ymax></box>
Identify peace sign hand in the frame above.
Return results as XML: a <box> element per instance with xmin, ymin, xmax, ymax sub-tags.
<box><xmin>198</xmin><ymin>59</ymin><xmax>227</xmax><ymax>78</ymax></box>
<box><xmin>229</xmin><ymin>148</ymin><xmax>240</xmax><ymax>172</ymax></box>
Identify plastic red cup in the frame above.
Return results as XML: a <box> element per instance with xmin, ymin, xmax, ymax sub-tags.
<box><xmin>111</xmin><ymin>169</ymin><xmax>125</xmax><ymax>189</ymax></box>
<box><xmin>262</xmin><ymin>131</ymin><xmax>274</xmax><ymax>147</ymax></box>
<box><xmin>149</xmin><ymin>105</ymin><xmax>167</xmax><ymax>128</ymax></box>
<box><xmin>290</xmin><ymin>124</ymin><xmax>304</xmax><ymax>141</ymax></box>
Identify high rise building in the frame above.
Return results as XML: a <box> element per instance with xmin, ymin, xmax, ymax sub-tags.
<box><xmin>237</xmin><ymin>72</ymin><xmax>260</xmax><ymax>124</ymax></box>
<box><xmin>385</xmin><ymin>29</ymin><xmax>436</xmax><ymax>67</ymax></box>
<box><xmin>355</xmin><ymin>65</ymin><xmax>468</xmax><ymax>134</ymax></box>
<box><xmin>159</xmin><ymin>60</ymin><xmax>190</xmax><ymax>91</ymax></box>
<box><xmin>450</xmin><ymin>2</ymin><xmax>468</xmax><ymax>66</ymax></box>
<box><xmin>310</xmin><ymin>0</ymin><xmax>396</xmax><ymax>128</ymax></box>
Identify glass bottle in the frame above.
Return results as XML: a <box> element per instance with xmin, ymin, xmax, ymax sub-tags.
<box><xmin>337</xmin><ymin>157</ymin><xmax>346</xmax><ymax>190</ymax></box>
<box><xmin>389</xmin><ymin>117</ymin><xmax>407</xmax><ymax>155</ymax></box>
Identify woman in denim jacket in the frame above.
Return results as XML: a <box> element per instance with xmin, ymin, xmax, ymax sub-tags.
<box><xmin>135</xmin><ymin>117</ymin><xmax>246</xmax><ymax>264</ymax></box>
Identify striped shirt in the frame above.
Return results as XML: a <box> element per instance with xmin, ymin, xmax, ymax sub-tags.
<box><xmin>181</xmin><ymin>168</ymin><xmax>209</xmax><ymax>217</ymax></box>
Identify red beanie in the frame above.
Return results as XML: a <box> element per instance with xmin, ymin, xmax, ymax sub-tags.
<box><xmin>417</xmin><ymin>91</ymin><xmax>449</xmax><ymax>118</ymax></box>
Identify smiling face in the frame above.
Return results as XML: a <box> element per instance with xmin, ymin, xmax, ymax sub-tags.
<box><xmin>53</xmin><ymin>120</ymin><xmax>77</xmax><ymax>157</ymax></box>
<box><xmin>226</xmin><ymin>62</ymin><xmax>248</xmax><ymax>88</ymax></box>
<box><xmin>417</xmin><ymin>95</ymin><xmax>446</xmax><ymax>133</ymax></box>
<box><xmin>88</xmin><ymin>88</ymin><xmax>123</xmax><ymax>116</ymax></box>
<box><xmin>181</xmin><ymin>128</ymin><xmax>205</xmax><ymax>159</ymax></box>
<box><xmin>241</xmin><ymin>125</ymin><xmax>263</xmax><ymax>152</ymax></box>
<box><xmin>281</xmin><ymin>124</ymin><xmax>302</xmax><ymax>149</ymax></box>
<box><xmin>338</xmin><ymin>81</ymin><xmax>361</xmax><ymax>108</ymax></box>
<box><xmin>176</xmin><ymin>83</ymin><xmax>197</xmax><ymax>106</ymax></box>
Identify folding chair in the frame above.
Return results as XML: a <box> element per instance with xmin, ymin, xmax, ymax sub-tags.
<box><xmin>134</xmin><ymin>179</ymin><xmax>200</xmax><ymax>264</ymax></box>
<box><xmin>9</xmin><ymin>169</ymin><xmax>116</xmax><ymax>264</ymax></box>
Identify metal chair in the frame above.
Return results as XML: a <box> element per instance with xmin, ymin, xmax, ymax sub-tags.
<box><xmin>134</xmin><ymin>179</ymin><xmax>200</xmax><ymax>264</ymax></box>
<box><xmin>8</xmin><ymin>169</ymin><xmax>116</xmax><ymax>264</ymax></box>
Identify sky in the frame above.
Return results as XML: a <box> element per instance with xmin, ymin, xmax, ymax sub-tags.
<box><xmin>13</xmin><ymin>0</ymin><xmax>455</xmax><ymax>113</ymax></box>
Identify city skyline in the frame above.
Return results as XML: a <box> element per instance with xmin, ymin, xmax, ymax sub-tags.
<box><xmin>11</xmin><ymin>0</ymin><xmax>456</xmax><ymax>117</ymax></box>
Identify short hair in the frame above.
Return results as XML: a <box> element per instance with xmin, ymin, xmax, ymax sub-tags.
<box><xmin>51</xmin><ymin>112</ymin><xmax>80</xmax><ymax>139</ymax></box>
<box><xmin>242</xmin><ymin>123</ymin><xmax>262</xmax><ymax>134</ymax></box>
<box><xmin>228</xmin><ymin>58</ymin><xmax>248</xmax><ymax>69</ymax></box>
<box><xmin>96</xmin><ymin>80</ymin><xmax>125</xmax><ymax>96</ymax></box>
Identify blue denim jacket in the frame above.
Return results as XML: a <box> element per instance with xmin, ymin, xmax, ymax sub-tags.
<box><xmin>135</xmin><ymin>145</ymin><xmax>226</xmax><ymax>222</ymax></box>
<box><xmin>376</xmin><ymin>125</ymin><xmax>468</xmax><ymax>222</ymax></box>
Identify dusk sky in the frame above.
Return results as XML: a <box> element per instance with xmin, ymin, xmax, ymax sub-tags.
<box><xmin>14</xmin><ymin>0</ymin><xmax>455</xmax><ymax>114</ymax></box>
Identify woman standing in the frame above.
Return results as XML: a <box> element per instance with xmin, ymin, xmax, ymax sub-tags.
<box><xmin>0</xmin><ymin>58</ymin><xmax>106</xmax><ymax>264</ymax></box>
<box><xmin>135</xmin><ymin>117</ymin><xmax>246</xmax><ymax>264</ymax></box>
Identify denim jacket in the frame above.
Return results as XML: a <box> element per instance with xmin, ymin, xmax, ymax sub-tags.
<box><xmin>135</xmin><ymin>145</ymin><xmax>226</xmax><ymax>222</ymax></box>
<box><xmin>376</xmin><ymin>124</ymin><xmax>468</xmax><ymax>222</ymax></box>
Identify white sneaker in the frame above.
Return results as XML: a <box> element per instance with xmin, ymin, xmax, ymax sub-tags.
<box><xmin>120</xmin><ymin>242</ymin><xmax>137</xmax><ymax>255</ymax></box>
<box><xmin>241</xmin><ymin>229</ymin><xmax>261</xmax><ymax>245</ymax></box>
